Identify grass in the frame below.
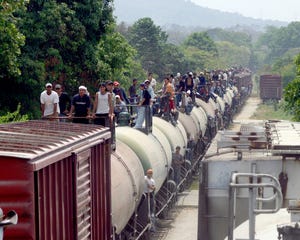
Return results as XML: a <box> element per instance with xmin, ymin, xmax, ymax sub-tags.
<box><xmin>188</xmin><ymin>177</ymin><xmax>199</xmax><ymax>190</ymax></box>
<box><xmin>250</xmin><ymin>101</ymin><xmax>293</xmax><ymax>121</ymax></box>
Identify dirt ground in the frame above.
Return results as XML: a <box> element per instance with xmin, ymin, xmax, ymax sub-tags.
<box><xmin>230</xmin><ymin>96</ymin><xmax>262</xmax><ymax>131</ymax></box>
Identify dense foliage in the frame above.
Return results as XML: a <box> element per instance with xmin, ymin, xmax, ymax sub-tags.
<box><xmin>127</xmin><ymin>18</ymin><xmax>168</xmax><ymax>77</ymax></box>
<box><xmin>0</xmin><ymin>104</ymin><xmax>28</xmax><ymax>123</ymax></box>
<box><xmin>0</xmin><ymin>0</ymin><xmax>126</xmax><ymax>118</ymax></box>
<box><xmin>2</xmin><ymin>1</ymin><xmax>300</xmax><ymax>120</ymax></box>
<box><xmin>0</xmin><ymin>0</ymin><xmax>26</xmax><ymax>113</ymax></box>
<box><xmin>0</xmin><ymin>0</ymin><xmax>26</xmax><ymax>79</ymax></box>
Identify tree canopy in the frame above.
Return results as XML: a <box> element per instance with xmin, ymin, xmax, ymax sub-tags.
<box><xmin>0</xmin><ymin>0</ymin><xmax>26</xmax><ymax>79</ymax></box>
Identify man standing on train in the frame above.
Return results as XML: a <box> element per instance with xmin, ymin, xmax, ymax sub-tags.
<box><xmin>68</xmin><ymin>85</ymin><xmax>91</xmax><ymax>124</ymax></box>
<box><xmin>40</xmin><ymin>83</ymin><xmax>59</xmax><ymax>121</ymax></box>
<box><xmin>144</xmin><ymin>168</ymin><xmax>156</xmax><ymax>232</ymax></box>
<box><xmin>134</xmin><ymin>83</ymin><xmax>151</xmax><ymax>129</ymax></box>
<box><xmin>172</xmin><ymin>146</ymin><xmax>185</xmax><ymax>188</ymax></box>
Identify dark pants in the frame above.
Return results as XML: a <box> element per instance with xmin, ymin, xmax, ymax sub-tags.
<box><xmin>94</xmin><ymin>113</ymin><xmax>109</xmax><ymax>127</ymax></box>
<box><xmin>73</xmin><ymin>115</ymin><xmax>89</xmax><ymax>124</ymax></box>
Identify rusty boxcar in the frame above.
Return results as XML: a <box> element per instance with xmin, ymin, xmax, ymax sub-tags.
<box><xmin>260</xmin><ymin>74</ymin><xmax>282</xmax><ymax>101</ymax></box>
<box><xmin>0</xmin><ymin>121</ymin><xmax>111</xmax><ymax>240</ymax></box>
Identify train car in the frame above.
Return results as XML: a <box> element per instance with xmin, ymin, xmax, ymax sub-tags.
<box><xmin>110</xmin><ymin>81</ymin><xmax>246</xmax><ymax>239</ymax></box>
<box><xmin>199</xmin><ymin>120</ymin><xmax>300</xmax><ymax>240</ymax></box>
<box><xmin>232</xmin><ymin>69</ymin><xmax>252</xmax><ymax>110</ymax></box>
<box><xmin>0</xmin><ymin>121</ymin><xmax>112</xmax><ymax>240</ymax></box>
<box><xmin>260</xmin><ymin>74</ymin><xmax>282</xmax><ymax>101</ymax></box>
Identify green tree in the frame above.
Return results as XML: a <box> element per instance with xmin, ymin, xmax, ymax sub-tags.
<box><xmin>283</xmin><ymin>76</ymin><xmax>300</xmax><ymax>121</ymax></box>
<box><xmin>184</xmin><ymin>32</ymin><xmax>218</xmax><ymax>56</ymax></box>
<box><xmin>0</xmin><ymin>104</ymin><xmax>28</xmax><ymax>123</ymax></box>
<box><xmin>0</xmin><ymin>0</ymin><xmax>26</xmax><ymax>113</ymax></box>
<box><xmin>182</xmin><ymin>46</ymin><xmax>216</xmax><ymax>72</ymax></box>
<box><xmin>97</xmin><ymin>24</ymin><xmax>137</xmax><ymax>84</ymax></box>
<box><xmin>161</xmin><ymin>43</ymin><xmax>186</xmax><ymax>75</ymax></box>
<box><xmin>216</xmin><ymin>41</ymin><xmax>251</xmax><ymax>68</ymax></box>
<box><xmin>9</xmin><ymin>0</ymin><xmax>115</xmax><ymax>117</ymax></box>
<box><xmin>283</xmin><ymin>54</ymin><xmax>300</xmax><ymax>120</ymax></box>
<box><xmin>0</xmin><ymin>0</ymin><xmax>26</xmax><ymax>79</ymax></box>
<box><xmin>206</xmin><ymin>28</ymin><xmax>252</xmax><ymax>48</ymax></box>
<box><xmin>128</xmin><ymin>17</ymin><xmax>168</xmax><ymax>77</ymax></box>
<box><xmin>256</xmin><ymin>23</ymin><xmax>300</xmax><ymax>64</ymax></box>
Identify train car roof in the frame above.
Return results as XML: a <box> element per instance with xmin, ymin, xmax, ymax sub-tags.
<box><xmin>204</xmin><ymin>120</ymin><xmax>300</xmax><ymax>162</ymax></box>
<box><xmin>0</xmin><ymin>120</ymin><xmax>110</xmax><ymax>160</ymax></box>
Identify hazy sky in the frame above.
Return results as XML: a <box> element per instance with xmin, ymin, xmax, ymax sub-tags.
<box><xmin>190</xmin><ymin>0</ymin><xmax>300</xmax><ymax>22</ymax></box>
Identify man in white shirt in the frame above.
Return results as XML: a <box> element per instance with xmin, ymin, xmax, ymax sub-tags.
<box><xmin>40</xmin><ymin>83</ymin><xmax>60</xmax><ymax>121</ymax></box>
<box><xmin>144</xmin><ymin>168</ymin><xmax>156</xmax><ymax>194</ymax></box>
<box><xmin>146</xmin><ymin>72</ymin><xmax>157</xmax><ymax>91</ymax></box>
<box><xmin>144</xmin><ymin>168</ymin><xmax>156</xmax><ymax>231</ymax></box>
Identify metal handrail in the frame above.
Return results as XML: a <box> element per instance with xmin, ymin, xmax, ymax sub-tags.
<box><xmin>228</xmin><ymin>172</ymin><xmax>283</xmax><ymax>240</ymax></box>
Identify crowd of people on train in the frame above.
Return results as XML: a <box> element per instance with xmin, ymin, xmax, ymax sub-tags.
<box><xmin>40</xmin><ymin>67</ymin><xmax>251</xmax><ymax>128</ymax></box>
<box><xmin>40</xmin><ymin>67</ymin><xmax>251</xmax><ymax>232</ymax></box>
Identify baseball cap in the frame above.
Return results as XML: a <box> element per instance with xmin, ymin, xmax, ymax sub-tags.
<box><xmin>79</xmin><ymin>85</ymin><xmax>87</xmax><ymax>90</ymax></box>
<box><xmin>45</xmin><ymin>83</ymin><xmax>52</xmax><ymax>88</ymax></box>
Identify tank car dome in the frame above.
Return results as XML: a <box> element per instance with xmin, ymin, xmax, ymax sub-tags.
<box><xmin>225</xmin><ymin>88</ymin><xmax>234</xmax><ymax>106</ymax></box>
<box><xmin>195</xmin><ymin>98</ymin><xmax>216</xmax><ymax>119</ymax></box>
<box><xmin>152</xmin><ymin>125</ymin><xmax>172</xmax><ymax>171</ymax></box>
<box><xmin>111</xmin><ymin>140</ymin><xmax>144</xmax><ymax>234</ymax></box>
<box><xmin>178</xmin><ymin>112</ymin><xmax>200</xmax><ymax>141</ymax></box>
<box><xmin>153</xmin><ymin>116</ymin><xmax>187</xmax><ymax>155</ymax></box>
<box><xmin>212</xmin><ymin>93</ymin><xmax>225</xmax><ymax>114</ymax></box>
<box><xmin>208</xmin><ymin>97</ymin><xmax>218</xmax><ymax>113</ymax></box>
<box><xmin>116</xmin><ymin>127</ymin><xmax>169</xmax><ymax>190</ymax></box>
<box><xmin>223</xmin><ymin>92</ymin><xmax>231</xmax><ymax>107</ymax></box>
<box><xmin>190</xmin><ymin>105</ymin><xmax>207</xmax><ymax>137</ymax></box>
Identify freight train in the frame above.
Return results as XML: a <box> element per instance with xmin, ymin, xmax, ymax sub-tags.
<box><xmin>0</xmin><ymin>69</ymin><xmax>252</xmax><ymax>240</ymax></box>
<box><xmin>111</xmin><ymin>69</ymin><xmax>252</xmax><ymax>239</ymax></box>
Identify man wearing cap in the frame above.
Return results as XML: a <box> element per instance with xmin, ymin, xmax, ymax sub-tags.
<box><xmin>114</xmin><ymin>95</ymin><xmax>127</xmax><ymax>122</ymax></box>
<box><xmin>69</xmin><ymin>85</ymin><xmax>91</xmax><ymax>124</ymax></box>
<box><xmin>105</xmin><ymin>80</ymin><xmax>115</xmax><ymax>107</ymax></box>
<box><xmin>54</xmin><ymin>84</ymin><xmax>71</xmax><ymax>121</ymax></box>
<box><xmin>184</xmin><ymin>90</ymin><xmax>193</xmax><ymax>114</ymax></box>
<box><xmin>40</xmin><ymin>83</ymin><xmax>60</xmax><ymax>121</ymax></box>
<box><xmin>113</xmin><ymin>81</ymin><xmax>129</xmax><ymax>104</ymax></box>
<box><xmin>185</xmin><ymin>72</ymin><xmax>194</xmax><ymax>95</ymax></box>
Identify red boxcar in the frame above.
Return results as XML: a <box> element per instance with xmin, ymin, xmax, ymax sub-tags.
<box><xmin>0</xmin><ymin>121</ymin><xmax>111</xmax><ymax>240</ymax></box>
<box><xmin>260</xmin><ymin>74</ymin><xmax>282</xmax><ymax>101</ymax></box>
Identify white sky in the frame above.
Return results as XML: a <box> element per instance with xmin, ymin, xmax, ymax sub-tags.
<box><xmin>190</xmin><ymin>0</ymin><xmax>300</xmax><ymax>22</ymax></box>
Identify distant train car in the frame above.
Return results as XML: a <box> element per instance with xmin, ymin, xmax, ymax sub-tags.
<box><xmin>260</xmin><ymin>74</ymin><xmax>282</xmax><ymax>101</ymax></box>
